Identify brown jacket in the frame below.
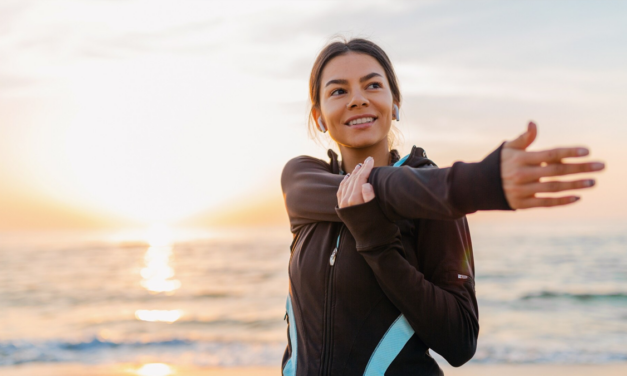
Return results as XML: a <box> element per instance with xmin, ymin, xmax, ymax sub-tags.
<box><xmin>280</xmin><ymin>143</ymin><xmax>511</xmax><ymax>376</ymax></box>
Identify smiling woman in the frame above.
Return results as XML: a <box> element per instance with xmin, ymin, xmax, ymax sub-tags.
<box><xmin>313</xmin><ymin>53</ymin><xmax>396</xmax><ymax>168</ymax></box>
<box><xmin>309</xmin><ymin>41</ymin><xmax>403</xmax><ymax>168</ymax></box>
<box><xmin>279</xmin><ymin>37</ymin><xmax>605</xmax><ymax>376</ymax></box>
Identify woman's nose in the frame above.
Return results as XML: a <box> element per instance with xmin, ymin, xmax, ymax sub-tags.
<box><xmin>346</xmin><ymin>92</ymin><xmax>369</xmax><ymax>109</ymax></box>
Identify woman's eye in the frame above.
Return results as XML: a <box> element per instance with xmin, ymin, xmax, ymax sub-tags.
<box><xmin>331</xmin><ymin>88</ymin><xmax>346</xmax><ymax>96</ymax></box>
<box><xmin>367</xmin><ymin>82</ymin><xmax>382</xmax><ymax>89</ymax></box>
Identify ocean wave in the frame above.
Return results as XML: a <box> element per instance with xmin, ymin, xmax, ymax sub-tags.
<box><xmin>4</xmin><ymin>337</ymin><xmax>627</xmax><ymax>367</ymax></box>
<box><xmin>0</xmin><ymin>338</ymin><xmax>284</xmax><ymax>366</ymax></box>
<box><xmin>520</xmin><ymin>291</ymin><xmax>627</xmax><ymax>301</ymax></box>
<box><xmin>71</xmin><ymin>317</ymin><xmax>281</xmax><ymax>330</ymax></box>
<box><xmin>470</xmin><ymin>344</ymin><xmax>627</xmax><ymax>364</ymax></box>
<box><xmin>59</xmin><ymin>338</ymin><xmax>192</xmax><ymax>351</ymax></box>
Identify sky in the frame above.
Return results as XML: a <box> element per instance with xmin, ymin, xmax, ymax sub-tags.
<box><xmin>0</xmin><ymin>0</ymin><xmax>625</xmax><ymax>231</ymax></box>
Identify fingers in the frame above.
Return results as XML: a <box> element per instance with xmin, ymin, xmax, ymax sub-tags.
<box><xmin>362</xmin><ymin>183</ymin><xmax>375</xmax><ymax>202</ymax></box>
<box><xmin>361</xmin><ymin>156</ymin><xmax>374</xmax><ymax>178</ymax></box>
<box><xmin>504</xmin><ymin>121</ymin><xmax>537</xmax><ymax>150</ymax></box>
<box><xmin>352</xmin><ymin>157</ymin><xmax>374</xmax><ymax>187</ymax></box>
<box><xmin>515</xmin><ymin>178</ymin><xmax>595</xmax><ymax>196</ymax></box>
<box><xmin>500</xmin><ymin>122</ymin><xmax>605</xmax><ymax>209</ymax></box>
<box><xmin>346</xmin><ymin>157</ymin><xmax>373</xmax><ymax>203</ymax></box>
<box><xmin>521</xmin><ymin>161</ymin><xmax>605</xmax><ymax>182</ymax></box>
<box><xmin>344</xmin><ymin>163</ymin><xmax>363</xmax><ymax>204</ymax></box>
<box><xmin>337</xmin><ymin>173</ymin><xmax>349</xmax><ymax>206</ymax></box>
<box><xmin>337</xmin><ymin>157</ymin><xmax>375</xmax><ymax>208</ymax></box>
<box><xmin>516</xmin><ymin>195</ymin><xmax>580</xmax><ymax>209</ymax></box>
<box><xmin>522</xmin><ymin>147</ymin><xmax>589</xmax><ymax>165</ymax></box>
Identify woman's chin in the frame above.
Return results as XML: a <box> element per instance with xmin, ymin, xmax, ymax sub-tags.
<box><xmin>340</xmin><ymin>137</ymin><xmax>387</xmax><ymax>150</ymax></box>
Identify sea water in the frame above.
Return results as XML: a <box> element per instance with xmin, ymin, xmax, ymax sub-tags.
<box><xmin>0</xmin><ymin>222</ymin><xmax>626</xmax><ymax>367</ymax></box>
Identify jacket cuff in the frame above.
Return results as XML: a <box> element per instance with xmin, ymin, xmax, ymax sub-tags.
<box><xmin>336</xmin><ymin>198</ymin><xmax>400</xmax><ymax>251</ymax></box>
<box><xmin>450</xmin><ymin>142</ymin><xmax>513</xmax><ymax>213</ymax></box>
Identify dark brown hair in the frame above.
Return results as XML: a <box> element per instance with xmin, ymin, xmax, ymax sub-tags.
<box><xmin>308</xmin><ymin>37</ymin><xmax>402</xmax><ymax>147</ymax></box>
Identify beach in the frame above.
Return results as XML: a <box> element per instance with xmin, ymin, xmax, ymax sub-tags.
<box><xmin>3</xmin><ymin>363</ymin><xmax>627</xmax><ymax>375</ymax></box>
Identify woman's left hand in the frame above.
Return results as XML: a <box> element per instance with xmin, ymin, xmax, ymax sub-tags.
<box><xmin>337</xmin><ymin>156</ymin><xmax>376</xmax><ymax>208</ymax></box>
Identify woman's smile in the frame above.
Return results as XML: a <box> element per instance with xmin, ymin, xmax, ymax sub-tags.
<box><xmin>345</xmin><ymin>114</ymin><xmax>378</xmax><ymax>129</ymax></box>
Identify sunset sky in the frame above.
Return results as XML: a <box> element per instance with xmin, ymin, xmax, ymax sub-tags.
<box><xmin>1</xmin><ymin>0</ymin><xmax>625</xmax><ymax>231</ymax></box>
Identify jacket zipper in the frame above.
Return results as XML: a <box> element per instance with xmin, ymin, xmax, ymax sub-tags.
<box><xmin>320</xmin><ymin>225</ymin><xmax>344</xmax><ymax>376</ymax></box>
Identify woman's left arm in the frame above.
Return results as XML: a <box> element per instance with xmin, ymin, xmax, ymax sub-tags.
<box><xmin>336</xmin><ymin>199</ymin><xmax>478</xmax><ymax>367</ymax></box>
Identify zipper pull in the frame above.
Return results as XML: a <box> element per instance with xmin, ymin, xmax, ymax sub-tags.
<box><xmin>329</xmin><ymin>247</ymin><xmax>337</xmax><ymax>266</ymax></box>
<box><xmin>330</xmin><ymin>229</ymin><xmax>341</xmax><ymax>266</ymax></box>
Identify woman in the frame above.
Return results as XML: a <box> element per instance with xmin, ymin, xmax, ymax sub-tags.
<box><xmin>280</xmin><ymin>38</ymin><xmax>603</xmax><ymax>376</ymax></box>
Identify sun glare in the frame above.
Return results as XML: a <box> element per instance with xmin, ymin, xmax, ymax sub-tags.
<box><xmin>133</xmin><ymin>363</ymin><xmax>175</xmax><ymax>376</ymax></box>
<box><xmin>134</xmin><ymin>309</ymin><xmax>182</xmax><ymax>323</ymax></box>
<box><xmin>146</xmin><ymin>224</ymin><xmax>173</xmax><ymax>247</ymax></box>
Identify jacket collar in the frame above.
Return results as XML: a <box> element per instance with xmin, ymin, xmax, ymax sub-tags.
<box><xmin>403</xmin><ymin>146</ymin><xmax>438</xmax><ymax>168</ymax></box>
<box><xmin>327</xmin><ymin>146</ymin><xmax>435</xmax><ymax>174</ymax></box>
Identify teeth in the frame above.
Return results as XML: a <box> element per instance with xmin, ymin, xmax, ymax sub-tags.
<box><xmin>348</xmin><ymin>117</ymin><xmax>374</xmax><ymax>126</ymax></box>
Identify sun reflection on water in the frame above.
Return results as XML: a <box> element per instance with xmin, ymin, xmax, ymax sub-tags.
<box><xmin>140</xmin><ymin>225</ymin><xmax>181</xmax><ymax>294</ymax></box>
<box><xmin>135</xmin><ymin>309</ymin><xmax>183</xmax><ymax>323</ymax></box>
<box><xmin>140</xmin><ymin>245</ymin><xmax>182</xmax><ymax>293</ymax></box>
<box><xmin>135</xmin><ymin>224</ymin><xmax>183</xmax><ymax>323</ymax></box>
<box><xmin>133</xmin><ymin>363</ymin><xmax>175</xmax><ymax>376</ymax></box>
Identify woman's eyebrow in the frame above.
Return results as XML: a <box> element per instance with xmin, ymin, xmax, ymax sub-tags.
<box><xmin>324</xmin><ymin>73</ymin><xmax>383</xmax><ymax>88</ymax></box>
<box><xmin>359</xmin><ymin>72</ymin><xmax>382</xmax><ymax>82</ymax></box>
<box><xmin>325</xmin><ymin>78</ymin><xmax>348</xmax><ymax>87</ymax></box>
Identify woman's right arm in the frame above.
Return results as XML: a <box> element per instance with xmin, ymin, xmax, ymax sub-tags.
<box><xmin>281</xmin><ymin>156</ymin><xmax>344</xmax><ymax>232</ymax></box>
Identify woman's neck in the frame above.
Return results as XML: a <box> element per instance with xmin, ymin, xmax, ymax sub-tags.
<box><xmin>339</xmin><ymin>140</ymin><xmax>391</xmax><ymax>174</ymax></box>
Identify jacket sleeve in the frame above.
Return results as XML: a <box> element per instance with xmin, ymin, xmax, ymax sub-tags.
<box><xmin>336</xmin><ymin>199</ymin><xmax>479</xmax><ymax>367</ymax></box>
<box><xmin>368</xmin><ymin>142</ymin><xmax>510</xmax><ymax>221</ymax></box>
<box><xmin>281</xmin><ymin>144</ymin><xmax>512</xmax><ymax>231</ymax></box>
<box><xmin>281</xmin><ymin>156</ymin><xmax>344</xmax><ymax>233</ymax></box>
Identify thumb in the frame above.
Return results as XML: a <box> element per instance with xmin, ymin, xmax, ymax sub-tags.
<box><xmin>505</xmin><ymin>121</ymin><xmax>537</xmax><ymax>150</ymax></box>
<box><xmin>362</xmin><ymin>183</ymin><xmax>375</xmax><ymax>202</ymax></box>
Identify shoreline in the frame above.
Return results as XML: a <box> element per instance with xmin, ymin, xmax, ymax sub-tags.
<box><xmin>2</xmin><ymin>363</ymin><xmax>627</xmax><ymax>376</ymax></box>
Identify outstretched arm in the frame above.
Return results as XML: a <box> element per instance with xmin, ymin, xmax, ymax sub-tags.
<box><xmin>343</xmin><ymin>122</ymin><xmax>604</xmax><ymax>221</ymax></box>
<box><xmin>280</xmin><ymin>145</ymin><xmax>506</xmax><ymax>231</ymax></box>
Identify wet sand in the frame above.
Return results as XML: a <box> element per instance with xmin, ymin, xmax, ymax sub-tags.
<box><xmin>3</xmin><ymin>363</ymin><xmax>627</xmax><ymax>375</ymax></box>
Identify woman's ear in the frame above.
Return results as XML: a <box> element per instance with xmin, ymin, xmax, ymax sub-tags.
<box><xmin>312</xmin><ymin>107</ymin><xmax>327</xmax><ymax>133</ymax></box>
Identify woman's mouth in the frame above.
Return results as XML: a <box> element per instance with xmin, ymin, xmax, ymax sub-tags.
<box><xmin>346</xmin><ymin>116</ymin><xmax>377</xmax><ymax>129</ymax></box>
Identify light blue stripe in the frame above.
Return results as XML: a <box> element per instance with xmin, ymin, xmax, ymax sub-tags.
<box><xmin>283</xmin><ymin>294</ymin><xmax>298</xmax><ymax>376</ymax></box>
<box><xmin>393</xmin><ymin>154</ymin><xmax>409</xmax><ymax>167</ymax></box>
<box><xmin>363</xmin><ymin>314</ymin><xmax>414</xmax><ymax>376</ymax></box>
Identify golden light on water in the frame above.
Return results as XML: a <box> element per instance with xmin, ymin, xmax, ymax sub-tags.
<box><xmin>133</xmin><ymin>363</ymin><xmax>175</xmax><ymax>376</ymax></box>
<box><xmin>134</xmin><ymin>310</ymin><xmax>183</xmax><ymax>323</ymax></box>
<box><xmin>140</xmin><ymin>246</ymin><xmax>182</xmax><ymax>293</ymax></box>
<box><xmin>140</xmin><ymin>225</ymin><xmax>181</xmax><ymax>294</ymax></box>
<box><xmin>135</xmin><ymin>224</ymin><xmax>182</xmax><ymax>323</ymax></box>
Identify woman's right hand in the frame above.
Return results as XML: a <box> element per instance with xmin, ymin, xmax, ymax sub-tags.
<box><xmin>501</xmin><ymin>121</ymin><xmax>605</xmax><ymax>209</ymax></box>
<box><xmin>337</xmin><ymin>157</ymin><xmax>376</xmax><ymax>209</ymax></box>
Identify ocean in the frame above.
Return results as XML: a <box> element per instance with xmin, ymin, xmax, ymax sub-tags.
<box><xmin>1</xmin><ymin>221</ymin><xmax>626</xmax><ymax>367</ymax></box>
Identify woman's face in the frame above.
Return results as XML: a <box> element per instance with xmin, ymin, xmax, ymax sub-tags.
<box><xmin>314</xmin><ymin>52</ymin><xmax>396</xmax><ymax>150</ymax></box>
